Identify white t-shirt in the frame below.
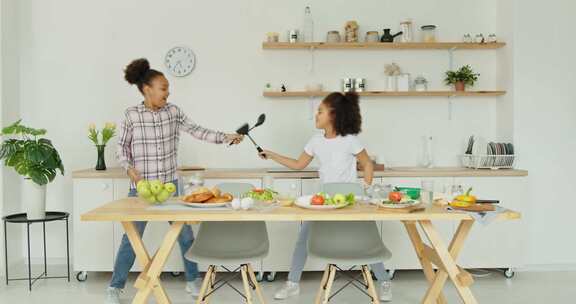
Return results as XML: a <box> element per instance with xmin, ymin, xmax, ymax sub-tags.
<box><xmin>304</xmin><ymin>134</ymin><xmax>364</xmax><ymax>184</ymax></box>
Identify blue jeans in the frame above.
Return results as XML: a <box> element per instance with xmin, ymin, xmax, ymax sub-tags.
<box><xmin>287</xmin><ymin>222</ymin><xmax>391</xmax><ymax>283</ymax></box>
<box><xmin>109</xmin><ymin>180</ymin><xmax>199</xmax><ymax>289</ymax></box>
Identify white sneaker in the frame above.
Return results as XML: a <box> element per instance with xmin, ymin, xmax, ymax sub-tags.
<box><xmin>274</xmin><ymin>281</ymin><xmax>300</xmax><ymax>300</ymax></box>
<box><xmin>105</xmin><ymin>287</ymin><xmax>122</xmax><ymax>304</ymax></box>
<box><xmin>379</xmin><ymin>281</ymin><xmax>392</xmax><ymax>302</ymax></box>
<box><xmin>186</xmin><ymin>278</ymin><xmax>203</xmax><ymax>297</ymax></box>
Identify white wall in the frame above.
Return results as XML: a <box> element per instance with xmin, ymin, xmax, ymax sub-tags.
<box><xmin>1</xmin><ymin>0</ymin><xmax>23</xmax><ymax>274</ymax></box>
<box><xmin>511</xmin><ymin>0</ymin><xmax>576</xmax><ymax>267</ymax></box>
<box><xmin>18</xmin><ymin>0</ymin><xmax>575</xmax><ymax>268</ymax></box>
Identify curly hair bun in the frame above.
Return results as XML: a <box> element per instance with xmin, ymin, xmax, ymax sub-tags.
<box><xmin>124</xmin><ymin>58</ymin><xmax>150</xmax><ymax>85</ymax></box>
<box><xmin>343</xmin><ymin>92</ymin><xmax>360</xmax><ymax>105</ymax></box>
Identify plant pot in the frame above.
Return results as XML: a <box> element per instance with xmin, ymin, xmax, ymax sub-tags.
<box><xmin>95</xmin><ymin>145</ymin><xmax>106</xmax><ymax>171</ymax></box>
<box><xmin>22</xmin><ymin>179</ymin><xmax>46</xmax><ymax>220</ymax></box>
<box><xmin>454</xmin><ymin>81</ymin><xmax>466</xmax><ymax>91</ymax></box>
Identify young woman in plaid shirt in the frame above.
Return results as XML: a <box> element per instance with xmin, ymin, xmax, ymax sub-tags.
<box><xmin>106</xmin><ymin>58</ymin><xmax>243</xmax><ymax>304</ymax></box>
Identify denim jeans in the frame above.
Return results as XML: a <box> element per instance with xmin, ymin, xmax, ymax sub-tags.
<box><xmin>109</xmin><ymin>180</ymin><xmax>199</xmax><ymax>289</ymax></box>
<box><xmin>287</xmin><ymin>222</ymin><xmax>391</xmax><ymax>283</ymax></box>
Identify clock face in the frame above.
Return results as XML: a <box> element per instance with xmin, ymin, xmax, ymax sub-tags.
<box><xmin>164</xmin><ymin>46</ymin><xmax>196</xmax><ymax>77</ymax></box>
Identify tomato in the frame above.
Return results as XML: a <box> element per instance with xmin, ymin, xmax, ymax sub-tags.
<box><xmin>388</xmin><ymin>191</ymin><xmax>403</xmax><ymax>203</ymax></box>
<box><xmin>311</xmin><ymin>195</ymin><xmax>325</xmax><ymax>205</ymax></box>
<box><xmin>253</xmin><ymin>189</ymin><xmax>264</xmax><ymax>193</ymax></box>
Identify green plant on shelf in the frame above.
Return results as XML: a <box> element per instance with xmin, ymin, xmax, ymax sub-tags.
<box><xmin>444</xmin><ymin>65</ymin><xmax>480</xmax><ymax>90</ymax></box>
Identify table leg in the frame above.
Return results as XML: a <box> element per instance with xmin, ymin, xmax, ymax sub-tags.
<box><xmin>403</xmin><ymin>221</ymin><xmax>447</xmax><ymax>304</ymax></box>
<box><xmin>65</xmin><ymin>217</ymin><xmax>70</xmax><ymax>282</ymax></box>
<box><xmin>4</xmin><ymin>220</ymin><xmax>8</xmax><ymax>286</ymax></box>
<box><xmin>122</xmin><ymin>221</ymin><xmax>184</xmax><ymax>304</ymax></box>
<box><xmin>27</xmin><ymin>223</ymin><xmax>31</xmax><ymax>292</ymax></box>
<box><xmin>419</xmin><ymin>220</ymin><xmax>476</xmax><ymax>304</ymax></box>
<box><xmin>43</xmin><ymin>222</ymin><xmax>47</xmax><ymax>276</ymax></box>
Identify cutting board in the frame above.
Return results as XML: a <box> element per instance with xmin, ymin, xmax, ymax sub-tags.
<box><xmin>377</xmin><ymin>203</ymin><xmax>426</xmax><ymax>213</ymax></box>
<box><xmin>449</xmin><ymin>204</ymin><xmax>496</xmax><ymax>212</ymax></box>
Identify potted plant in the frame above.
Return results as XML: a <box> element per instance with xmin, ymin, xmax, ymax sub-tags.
<box><xmin>0</xmin><ymin>120</ymin><xmax>64</xmax><ymax>219</ymax></box>
<box><xmin>444</xmin><ymin>65</ymin><xmax>480</xmax><ymax>91</ymax></box>
<box><xmin>88</xmin><ymin>122</ymin><xmax>116</xmax><ymax>170</ymax></box>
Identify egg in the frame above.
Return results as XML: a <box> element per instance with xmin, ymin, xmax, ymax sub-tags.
<box><xmin>241</xmin><ymin>197</ymin><xmax>254</xmax><ymax>210</ymax></box>
<box><xmin>230</xmin><ymin>198</ymin><xmax>241</xmax><ymax>210</ymax></box>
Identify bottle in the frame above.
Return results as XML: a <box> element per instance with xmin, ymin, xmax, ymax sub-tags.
<box><xmin>303</xmin><ymin>6</ymin><xmax>314</xmax><ymax>42</ymax></box>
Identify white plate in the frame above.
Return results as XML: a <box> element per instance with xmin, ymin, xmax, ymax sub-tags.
<box><xmin>179</xmin><ymin>200</ymin><xmax>229</xmax><ymax>208</ymax></box>
<box><xmin>295</xmin><ymin>195</ymin><xmax>349</xmax><ymax>210</ymax></box>
<box><xmin>378</xmin><ymin>200</ymin><xmax>420</xmax><ymax>209</ymax></box>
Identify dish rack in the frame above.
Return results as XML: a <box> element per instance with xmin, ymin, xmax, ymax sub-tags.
<box><xmin>461</xmin><ymin>154</ymin><xmax>515</xmax><ymax>169</ymax></box>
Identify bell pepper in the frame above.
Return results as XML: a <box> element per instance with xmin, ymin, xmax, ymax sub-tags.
<box><xmin>451</xmin><ymin>188</ymin><xmax>477</xmax><ymax>207</ymax></box>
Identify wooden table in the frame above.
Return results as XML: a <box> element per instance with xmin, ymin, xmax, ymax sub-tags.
<box><xmin>81</xmin><ymin>198</ymin><xmax>520</xmax><ymax>304</ymax></box>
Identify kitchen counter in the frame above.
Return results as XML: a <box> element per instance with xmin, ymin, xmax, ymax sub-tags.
<box><xmin>72</xmin><ymin>166</ymin><xmax>528</xmax><ymax>179</ymax></box>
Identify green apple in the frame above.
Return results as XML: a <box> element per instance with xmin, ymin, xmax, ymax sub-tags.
<box><xmin>164</xmin><ymin>182</ymin><xmax>176</xmax><ymax>194</ymax></box>
<box><xmin>137</xmin><ymin>180</ymin><xmax>150</xmax><ymax>192</ymax></box>
<box><xmin>156</xmin><ymin>190</ymin><xmax>172</xmax><ymax>203</ymax></box>
<box><xmin>333</xmin><ymin>194</ymin><xmax>346</xmax><ymax>204</ymax></box>
<box><xmin>143</xmin><ymin>194</ymin><xmax>157</xmax><ymax>204</ymax></box>
<box><xmin>137</xmin><ymin>184</ymin><xmax>152</xmax><ymax>198</ymax></box>
<box><xmin>149</xmin><ymin>180</ymin><xmax>163</xmax><ymax>195</ymax></box>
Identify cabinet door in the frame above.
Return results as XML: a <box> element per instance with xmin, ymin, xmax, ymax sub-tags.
<box><xmin>73</xmin><ymin>179</ymin><xmax>115</xmax><ymax>272</ymax></box>
<box><xmin>262</xmin><ymin>179</ymin><xmax>302</xmax><ymax>272</ymax></box>
<box><xmin>112</xmin><ymin>179</ymin><xmax>184</xmax><ymax>272</ymax></box>
<box><xmin>453</xmin><ymin>177</ymin><xmax>527</xmax><ymax>269</ymax></box>
<box><xmin>379</xmin><ymin>177</ymin><xmax>455</xmax><ymax>270</ymax></box>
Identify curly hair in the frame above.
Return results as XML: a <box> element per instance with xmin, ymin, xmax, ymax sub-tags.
<box><xmin>124</xmin><ymin>58</ymin><xmax>164</xmax><ymax>93</ymax></box>
<box><xmin>322</xmin><ymin>92</ymin><xmax>362</xmax><ymax>136</ymax></box>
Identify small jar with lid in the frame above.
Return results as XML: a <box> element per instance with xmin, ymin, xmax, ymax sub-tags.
<box><xmin>413</xmin><ymin>76</ymin><xmax>429</xmax><ymax>92</ymax></box>
<box><xmin>326</xmin><ymin>31</ymin><xmax>341</xmax><ymax>43</ymax></box>
<box><xmin>420</xmin><ymin>25</ymin><xmax>437</xmax><ymax>42</ymax></box>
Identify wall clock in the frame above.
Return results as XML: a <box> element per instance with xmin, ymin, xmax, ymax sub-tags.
<box><xmin>164</xmin><ymin>46</ymin><xmax>196</xmax><ymax>77</ymax></box>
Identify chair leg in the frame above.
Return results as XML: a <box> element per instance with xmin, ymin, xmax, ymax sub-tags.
<box><xmin>241</xmin><ymin>264</ymin><xmax>254</xmax><ymax>304</ymax></box>
<box><xmin>315</xmin><ymin>265</ymin><xmax>331</xmax><ymax>304</ymax></box>
<box><xmin>322</xmin><ymin>265</ymin><xmax>337</xmax><ymax>304</ymax></box>
<box><xmin>247</xmin><ymin>264</ymin><xmax>267</xmax><ymax>304</ymax></box>
<box><xmin>204</xmin><ymin>266</ymin><xmax>217</xmax><ymax>304</ymax></box>
<box><xmin>196</xmin><ymin>265</ymin><xmax>214</xmax><ymax>304</ymax></box>
<box><xmin>362</xmin><ymin>265</ymin><xmax>379</xmax><ymax>304</ymax></box>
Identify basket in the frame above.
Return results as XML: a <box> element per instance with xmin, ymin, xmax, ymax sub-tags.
<box><xmin>461</xmin><ymin>154</ymin><xmax>515</xmax><ymax>169</ymax></box>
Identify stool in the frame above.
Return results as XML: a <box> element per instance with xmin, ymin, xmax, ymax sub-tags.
<box><xmin>3</xmin><ymin>211</ymin><xmax>70</xmax><ymax>291</ymax></box>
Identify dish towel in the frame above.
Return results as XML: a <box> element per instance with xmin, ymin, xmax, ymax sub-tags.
<box><xmin>446</xmin><ymin>206</ymin><xmax>507</xmax><ymax>226</ymax></box>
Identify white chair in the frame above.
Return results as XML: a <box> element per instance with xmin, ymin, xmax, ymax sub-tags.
<box><xmin>185</xmin><ymin>183</ymin><xmax>269</xmax><ymax>304</ymax></box>
<box><xmin>310</xmin><ymin>183</ymin><xmax>392</xmax><ymax>304</ymax></box>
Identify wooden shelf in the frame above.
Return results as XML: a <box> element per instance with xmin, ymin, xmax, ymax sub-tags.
<box><xmin>262</xmin><ymin>42</ymin><xmax>506</xmax><ymax>50</ymax></box>
<box><xmin>263</xmin><ymin>91</ymin><xmax>507</xmax><ymax>98</ymax></box>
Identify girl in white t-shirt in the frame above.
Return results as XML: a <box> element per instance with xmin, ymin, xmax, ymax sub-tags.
<box><xmin>260</xmin><ymin>92</ymin><xmax>392</xmax><ymax>302</ymax></box>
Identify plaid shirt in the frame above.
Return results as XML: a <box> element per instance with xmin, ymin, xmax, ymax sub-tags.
<box><xmin>116</xmin><ymin>102</ymin><xmax>226</xmax><ymax>184</ymax></box>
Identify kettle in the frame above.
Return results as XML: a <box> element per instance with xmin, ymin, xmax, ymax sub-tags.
<box><xmin>380</xmin><ymin>29</ymin><xmax>403</xmax><ymax>43</ymax></box>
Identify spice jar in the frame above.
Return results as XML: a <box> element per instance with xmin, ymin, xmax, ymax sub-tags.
<box><xmin>326</xmin><ymin>31</ymin><xmax>341</xmax><ymax>43</ymax></box>
<box><xmin>400</xmin><ymin>20</ymin><xmax>414</xmax><ymax>42</ymax></box>
<box><xmin>365</xmin><ymin>31</ymin><xmax>380</xmax><ymax>42</ymax></box>
<box><xmin>413</xmin><ymin>76</ymin><xmax>428</xmax><ymax>92</ymax></box>
<box><xmin>420</xmin><ymin>25</ymin><xmax>437</xmax><ymax>42</ymax></box>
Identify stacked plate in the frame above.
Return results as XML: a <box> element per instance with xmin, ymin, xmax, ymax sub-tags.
<box><xmin>462</xmin><ymin>136</ymin><xmax>515</xmax><ymax>169</ymax></box>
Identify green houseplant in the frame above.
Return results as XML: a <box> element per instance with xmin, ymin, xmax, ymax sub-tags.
<box><xmin>444</xmin><ymin>65</ymin><xmax>480</xmax><ymax>91</ymax></box>
<box><xmin>0</xmin><ymin>120</ymin><xmax>64</xmax><ymax>219</ymax></box>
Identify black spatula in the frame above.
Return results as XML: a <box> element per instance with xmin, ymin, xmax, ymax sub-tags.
<box><xmin>236</xmin><ymin>123</ymin><xmax>266</xmax><ymax>158</ymax></box>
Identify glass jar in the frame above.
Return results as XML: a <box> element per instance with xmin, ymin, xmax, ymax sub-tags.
<box><xmin>326</xmin><ymin>31</ymin><xmax>341</xmax><ymax>43</ymax></box>
<box><xmin>420</xmin><ymin>25</ymin><xmax>437</xmax><ymax>42</ymax></box>
<box><xmin>413</xmin><ymin>76</ymin><xmax>428</xmax><ymax>91</ymax></box>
